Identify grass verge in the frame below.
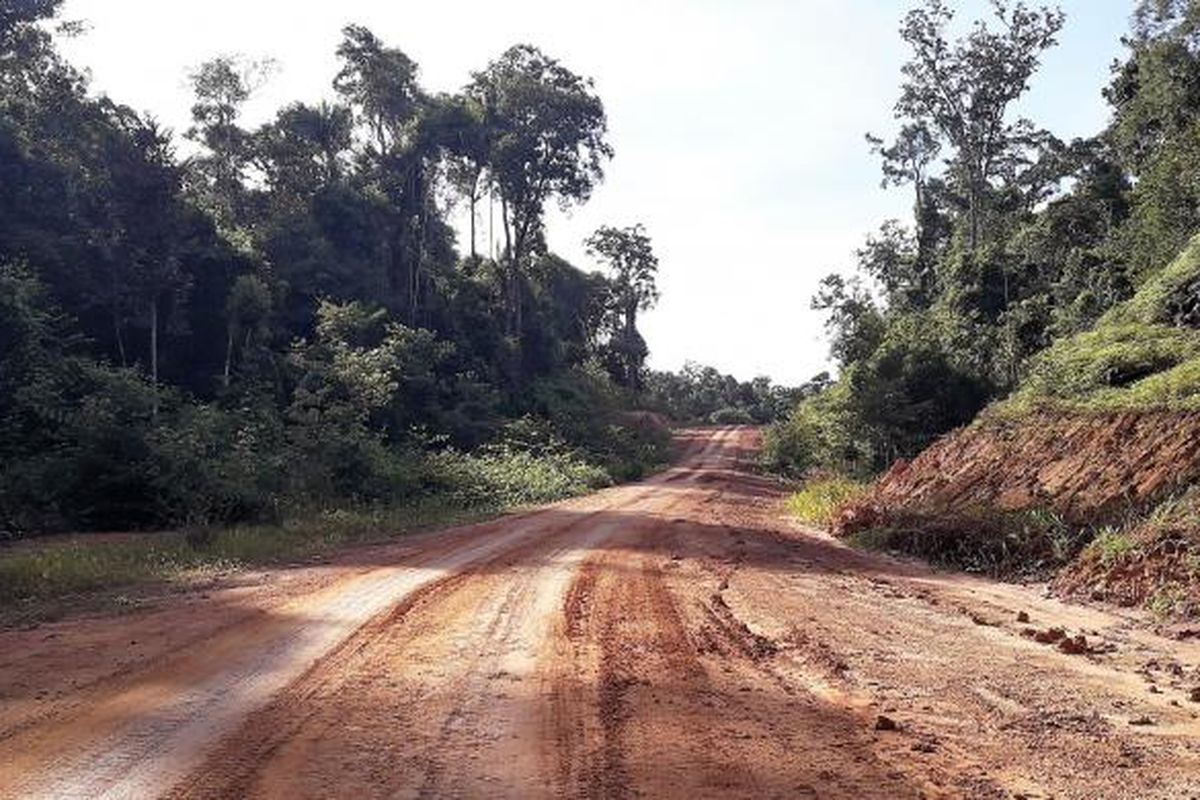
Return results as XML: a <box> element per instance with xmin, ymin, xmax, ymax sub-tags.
<box><xmin>0</xmin><ymin>499</ymin><xmax>506</xmax><ymax>618</ymax></box>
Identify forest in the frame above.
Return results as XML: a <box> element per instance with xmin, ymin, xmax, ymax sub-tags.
<box><xmin>765</xmin><ymin>0</ymin><xmax>1200</xmax><ymax>478</ymax></box>
<box><xmin>0</xmin><ymin>1</ymin><xmax>790</xmax><ymax>537</ymax></box>
<box><xmin>11</xmin><ymin>0</ymin><xmax>1199</xmax><ymax>534</ymax></box>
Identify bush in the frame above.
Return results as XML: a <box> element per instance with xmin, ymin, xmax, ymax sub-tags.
<box><xmin>425</xmin><ymin>444</ymin><xmax>611</xmax><ymax>508</ymax></box>
<box><xmin>785</xmin><ymin>476</ymin><xmax>868</xmax><ymax>527</ymax></box>
<box><xmin>709</xmin><ymin>406</ymin><xmax>754</xmax><ymax>425</ymax></box>
<box><xmin>527</xmin><ymin>364</ymin><xmax>671</xmax><ymax>481</ymax></box>
<box><xmin>846</xmin><ymin>507</ymin><xmax>1091</xmax><ymax>577</ymax></box>
<box><xmin>761</xmin><ymin>382</ymin><xmax>869</xmax><ymax>478</ymax></box>
<box><xmin>146</xmin><ymin>403</ymin><xmax>287</xmax><ymax>526</ymax></box>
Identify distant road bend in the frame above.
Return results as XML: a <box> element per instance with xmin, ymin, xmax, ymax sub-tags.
<box><xmin>1</xmin><ymin>426</ymin><xmax>1199</xmax><ymax>798</ymax></box>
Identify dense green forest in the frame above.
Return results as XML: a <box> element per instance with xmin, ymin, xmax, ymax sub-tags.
<box><xmin>766</xmin><ymin>0</ymin><xmax>1200</xmax><ymax>477</ymax></box>
<box><xmin>0</xmin><ymin>1</ymin><xmax>794</xmax><ymax>537</ymax></box>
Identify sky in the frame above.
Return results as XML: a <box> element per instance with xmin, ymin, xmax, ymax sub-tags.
<box><xmin>57</xmin><ymin>0</ymin><xmax>1133</xmax><ymax>385</ymax></box>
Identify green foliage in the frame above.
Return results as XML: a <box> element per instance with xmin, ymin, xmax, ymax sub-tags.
<box><xmin>764</xmin><ymin>312</ymin><xmax>988</xmax><ymax>476</ymax></box>
<box><xmin>427</xmin><ymin>444</ymin><xmax>610</xmax><ymax>508</ymax></box>
<box><xmin>999</xmin><ymin>235</ymin><xmax>1200</xmax><ymax>414</ymax></box>
<box><xmin>527</xmin><ymin>364</ymin><xmax>672</xmax><ymax>481</ymax></box>
<box><xmin>1088</xmin><ymin>527</ymin><xmax>1137</xmax><ymax>566</ymax></box>
<box><xmin>784</xmin><ymin>1</ymin><xmax>1200</xmax><ymax>483</ymax></box>
<box><xmin>708</xmin><ymin>406</ymin><xmax>755</xmax><ymax>425</ymax></box>
<box><xmin>0</xmin><ymin>12</ymin><xmax>671</xmax><ymax>552</ymax></box>
<box><xmin>761</xmin><ymin>382</ymin><xmax>868</xmax><ymax>478</ymax></box>
<box><xmin>644</xmin><ymin>361</ymin><xmax>799</xmax><ymax>425</ymax></box>
<box><xmin>785</xmin><ymin>477</ymin><xmax>868</xmax><ymax>527</ymax></box>
<box><xmin>586</xmin><ymin>224</ymin><xmax>659</xmax><ymax>388</ymax></box>
<box><xmin>843</xmin><ymin>314</ymin><xmax>991</xmax><ymax>463</ymax></box>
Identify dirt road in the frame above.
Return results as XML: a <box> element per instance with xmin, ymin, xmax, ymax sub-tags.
<box><xmin>2</xmin><ymin>426</ymin><xmax>1200</xmax><ymax>798</ymax></box>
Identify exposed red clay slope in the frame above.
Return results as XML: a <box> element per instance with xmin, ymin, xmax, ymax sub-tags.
<box><xmin>840</xmin><ymin>408</ymin><xmax>1200</xmax><ymax>532</ymax></box>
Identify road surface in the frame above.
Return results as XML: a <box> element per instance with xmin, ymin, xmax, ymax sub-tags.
<box><xmin>1</xmin><ymin>427</ymin><xmax>1199</xmax><ymax>798</ymax></box>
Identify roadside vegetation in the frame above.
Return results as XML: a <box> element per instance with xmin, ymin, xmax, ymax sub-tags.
<box><xmin>644</xmin><ymin>362</ymin><xmax>800</xmax><ymax>426</ymax></box>
<box><xmin>0</xmin><ymin>4</ymin><xmax>796</xmax><ymax>610</ymax></box>
<box><xmin>845</xmin><ymin>508</ymin><xmax>1091</xmax><ymax>578</ymax></box>
<box><xmin>1056</xmin><ymin>489</ymin><xmax>1200</xmax><ymax>618</ymax></box>
<box><xmin>1</xmin><ymin>4</ymin><xmax>680</xmax><ymax>546</ymax></box>
<box><xmin>998</xmin><ymin>237</ymin><xmax>1200</xmax><ymax>416</ymax></box>
<box><xmin>784</xmin><ymin>476</ymin><xmax>867</xmax><ymax>528</ymax></box>
<box><xmin>762</xmin><ymin>1</ymin><xmax>1200</xmax><ymax>617</ymax></box>
<box><xmin>765</xmin><ymin>0</ymin><xmax>1200</xmax><ymax>478</ymax></box>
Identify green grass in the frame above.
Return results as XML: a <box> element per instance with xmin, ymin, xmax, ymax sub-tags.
<box><xmin>785</xmin><ymin>476</ymin><xmax>868</xmax><ymax>527</ymax></box>
<box><xmin>0</xmin><ymin>499</ymin><xmax>502</xmax><ymax>609</ymax></box>
<box><xmin>997</xmin><ymin>234</ymin><xmax>1200</xmax><ymax>416</ymax></box>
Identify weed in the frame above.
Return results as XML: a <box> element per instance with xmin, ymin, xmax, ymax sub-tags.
<box><xmin>1088</xmin><ymin>527</ymin><xmax>1138</xmax><ymax>565</ymax></box>
<box><xmin>1146</xmin><ymin>583</ymin><xmax>1191</xmax><ymax>620</ymax></box>
<box><xmin>846</xmin><ymin>506</ymin><xmax>1093</xmax><ymax>578</ymax></box>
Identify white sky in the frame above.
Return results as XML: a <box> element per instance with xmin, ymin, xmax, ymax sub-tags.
<box><xmin>58</xmin><ymin>0</ymin><xmax>1132</xmax><ymax>384</ymax></box>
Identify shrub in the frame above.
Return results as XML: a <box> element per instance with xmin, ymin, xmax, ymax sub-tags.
<box><xmin>709</xmin><ymin>406</ymin><xmax>754</xmax><ymax>425</ymax></box>
<box><xmin>785</xmin><ymin>476</ymin><xmax>868</xmax><ymax>527</ymax></box>
<box><xmin>528</xmin><ymin>365</ymin><xmax>671</xmax><ymax>481</ymax></box>
<box><xmin>425</xmin><ymin>444</ymin><xmax>611</xmax><ymax>508</ymax></box>
<box><xmin>1088</xmin><ymin>527</ymin><xmax>1137</xmax><ymax>565</ymax></box>
<box><xmin>761</xmin><ymin>383</ymin><xmax>869</xmax><ymax>478</ymax></box>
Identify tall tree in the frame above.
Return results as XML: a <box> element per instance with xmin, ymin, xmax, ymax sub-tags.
<box><xmin>425</xmin><ymin>93</ymin><xmax>492</xmax><ymax>262</ymax></box>
<box><xmin>333</xmin><ymin>25</ymin><xmax>443</xmax><ymax>324</ymax></box>
<box><xmin>1106</xmin><ymin>0</ymin><xmax>1200</xmax><ymax>280</ymax></box>
<box><xmin>186</xmin><ymin>55</ymin><xmax>273</xmax><ymax>245</ymax></box>
<box><xmin>256</xmin><ymin>101</ymin><xmax>353</xmax><ymax>196</ymax></box>
<box><xmin>586</xmin><ymin>224</ymin><xmax>659</xmax><ymax>389</ymax></box>
<box><xmin>469</xmin><ymin>45</ymin><xmax>612</xmax><ymax>335</ymax></box>
<box><xmin>334</xmin><ymin>25</ymin><xmax>422</xmax><ymax>154</ymax></box>
<box><xmin>894</xmin><ymin>0</ymin><xmax>1065</xmax><ymax>251</ymax></box>
<box><xmin>866</xmin><ymin>122</ymin><xmax>941</xmax><ymax>225</ymax></box>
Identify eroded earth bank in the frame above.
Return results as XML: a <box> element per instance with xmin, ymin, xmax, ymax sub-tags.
<box><xmin>1</xmin><ymin>427</ymin><xmax>1199</xmax><ymax>799</ymax></box>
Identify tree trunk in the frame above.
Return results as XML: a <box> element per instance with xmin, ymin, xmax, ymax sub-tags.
<box><xmin>223</xmin><ymin>326</ymin><xmax>234</xmax><ymax>388</ymax></box>
<box><xmin>500</xmin><ymin>197</ymin><xmax>516</xmax><ymax>335</ymax></box>
<box><xmin>469</xmin><ymin>192</ymin><xmax>477</xmax><ymax>261</ymax></box>
<box><xmin>113</xmin><ymin>308</ymin><xmax>127</xmax><ymax>368</ymax></box>
<box><xmin>150</xmin><ymin>298</ymin><xmax>159</xmax><ymax>419</ymax></box>
<box><xmin>625</xmin><ymin>302</ymin><xmax>639</xmax><ymax>389</ymax></box>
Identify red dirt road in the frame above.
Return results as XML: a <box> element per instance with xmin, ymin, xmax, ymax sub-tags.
<box><xmin>2</xmin><ymin>427</ymin><xmax>1200</xmax><ymax>798</ymax></box>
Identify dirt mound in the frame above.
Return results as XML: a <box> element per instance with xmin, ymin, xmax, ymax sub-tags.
<box><xmin>838</xmin><ymin>408</ymin><xmax>1200</xmax><ymax>534</ymax></box>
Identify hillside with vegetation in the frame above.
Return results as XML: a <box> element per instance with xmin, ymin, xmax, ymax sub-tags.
<box><xmin>769</xmin><ymin>0</ymin><xmax>1200</xmax><ymax>619</ymax></box>
<box><xmin>767</xmin><ymin>0</ymin><xmax>1200</xmax><ymax>474</ymax></box>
